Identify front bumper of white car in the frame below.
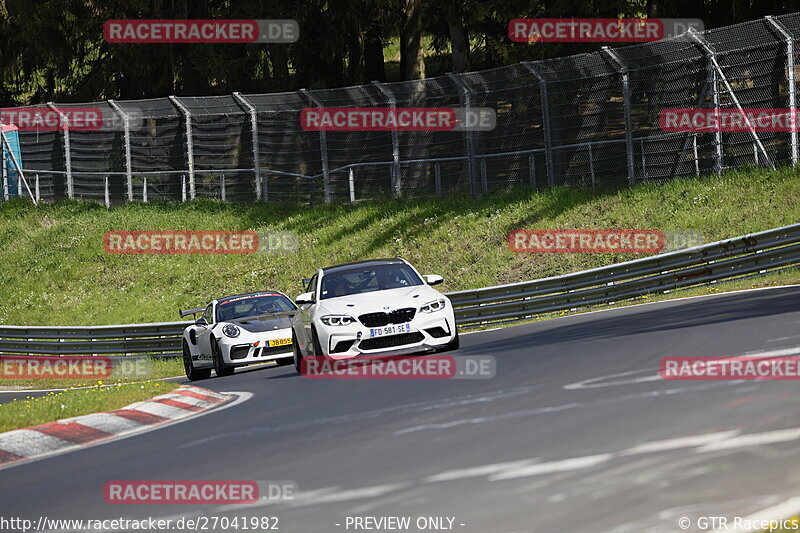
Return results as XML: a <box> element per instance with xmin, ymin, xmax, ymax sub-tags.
<box><xmin>318</xmin><ymin>306</ymin><xmax>457</xmax><ymax>359</ymax></box>
<box><xmin>219</xmin><ymin>330</ymin><xmax>294</xmax><ymax>365</ymax></box>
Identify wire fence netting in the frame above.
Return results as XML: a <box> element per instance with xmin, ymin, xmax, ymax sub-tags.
<box><xmin>2</xmin><ymin>14</ymin><xmax>799</xmax><ymax>204</ymax></box>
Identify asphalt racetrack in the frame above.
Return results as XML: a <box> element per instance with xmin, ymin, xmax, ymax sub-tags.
<box><xmin>3</xmin><ymin>286</ymin><xmax>800</xmax><ymax>533</ymax></box>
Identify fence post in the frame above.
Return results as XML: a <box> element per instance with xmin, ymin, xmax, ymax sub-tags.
<box><xmin>348</xmin><ymin>168</ymin><xmax>355</xmax><ymax>204</ymax></box>
<box><xmin>447</xmin><ymin>72</ymin><xmax>479</xmax><ymax>196</ymax></box>
<box><xmin>35</xmin><ymin>173</ymin><xmax>39</xmax><ymax>202</ymax></box>
<box><xmin>766</xmin><ymin>15</ymin><xmax>798</xmax><ymax>167</ymax></box>
<box><xmin>47</xmin><ymin>103</ymin><xmax>73</xmax><ymax>198</ymax></box>
<box><xmin>372</xmin><ymin>81</ymin><xmax>401</xmax><ymax>198</ymax></box>
<box><xmin>108</xmin><ymin>100</ymin><xmax>133</xmax><ymax>202</ymax></box>
<box><xmin>434</xmin><ymin>162</ymin><xmax>442</xmax><ymax>197</ymax></box>
<box><xmin>300</xmin><ymin>89</ymin><xmax>331</xmax><ymax>203</ymax></box>
<box><xmin>104</xmin><ymin>176</ymin><xmax>110</xmax><ymax>207</ymax></box>
<box><xmin>143</xmin><ymin>176</ymin><xmax>148</xmax><ymax>203</ymax></box>
<box><xmin>522</xmin><ymin>63</ymin><xmax>555</xmax><ymax>188</ymax></box>
<box><xmin>528</xmin><ymin>154</ymin><xmax>536</xmax><ymax>188</ymax></box>
<box><xmin>169</xmin><ymin>96</ymin><xmax>195</xmax><ymax>200</ymax></box>
<box><xmin>688</xmin><ymin>28</ymin><xmax>775</xmax><ymax>171</ymax></box>
<box><xmin>221</xmin><ymin>174</ymin><xmax>226</xmax><ymax>202</ymax></box>
<box><xmin>1</xmin><ymin>138</ymin><xmax>6</xmax><ymax>201</ymax></box>
<box><xmin>233</xmin><ymin>92</ymin><xmax>263</xmax><ymax>201</ymax></box>
<box><xmin>693</xmin><ymin>133</ymin><xmax>700</xmax><ymax>175</ymax></box>
<box><xmin>588</xmin><ymin>145</ymin><xmax>595</xmax><ymax>187</ymax></box>
<box><xmin>601</xmin><ymin>48</ymin><xmax>636</xmax><ymax>186</ymax></box>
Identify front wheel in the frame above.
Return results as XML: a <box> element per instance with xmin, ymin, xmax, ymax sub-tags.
<box><xmin>292</xmin><ymin>331</ymin><xmax>304</xmax><ymax>374</ymax></box>
<box><xmin>212</xmin><ymin>338</ymin><xmax>235</xmax><ymax>377</ymax></box>
<box><xmin>183</xmin><ymin>340</ymin><xmax>211</xmax><ymax>381</ymax></box>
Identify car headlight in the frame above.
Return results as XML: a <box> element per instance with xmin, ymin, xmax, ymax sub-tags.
<box><xmin>222</xmin><ymin>324</ymin><xmax>241</xmax><ymax>338</ymax></box>
<box><xmin>420</xmin><ymin>299</ymin><xmax>447</xmax><ymax>313</ymax></box>
<box><xmin>320</xmin><ymin>315</ymin><xmax>356</xmax><ymax>326</ymax></box>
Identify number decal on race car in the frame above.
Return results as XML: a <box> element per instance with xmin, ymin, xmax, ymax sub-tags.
<box><xmin>369</xmin><ymin>323</ymin><xmax>411</xmax><ymax>338</ymax></box>
<box><xmin>269</xmin><ymin>337</ymin><xmax>292</xmax><ymax>347</ymax></box>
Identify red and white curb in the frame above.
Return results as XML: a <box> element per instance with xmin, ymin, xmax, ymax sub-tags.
<box><xmin>0</xmin><ymin>385</ymin><xmax>233</xmax><ymax>468</ymax></box>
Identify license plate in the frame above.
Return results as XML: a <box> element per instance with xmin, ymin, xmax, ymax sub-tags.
<box><xmin>369</xmin><ymin>323</ymin><xmax>411</xmax><ymax>338</ymax></box>
<box><xmin>269</xmin><ymin>338</ymin><xmax>292</xmax><ymax>347</ymax></box>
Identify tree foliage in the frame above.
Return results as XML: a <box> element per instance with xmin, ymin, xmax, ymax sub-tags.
<box><xmin>1</xmin><ymin>0</ymin><xmax>798</xmax><ymax>104</ymax></box>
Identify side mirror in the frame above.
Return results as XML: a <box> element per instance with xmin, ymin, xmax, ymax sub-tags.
<box><xmin>295</xmin><ymin>292</ymin><xmax>315</xmax><ymax>305</ymax></box>
<box><xmin>195</xmin><ymin>317</ymin><xmax>208</xmax><ymax>326</ymax></box>
<box><xmin>423</xmin><ymin>274</ymin><xmax>444</xmax><ymax>286</ymax></box>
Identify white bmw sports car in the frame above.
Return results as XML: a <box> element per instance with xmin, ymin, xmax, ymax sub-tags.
<box><xmin>291</xmin><ymin>258</ymin><xmax>459</xmax><ymax>371</ymax></box>
<box><xmin>180</xmin><ymin>291</ymin><xmax>297</xmax><ymax>380</ymax></box>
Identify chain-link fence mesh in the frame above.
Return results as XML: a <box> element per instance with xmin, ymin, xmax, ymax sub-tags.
<box><xmin>2</xmin><ymin>14</ymin><xmax>800</xmax><ymax>205</ymax></box>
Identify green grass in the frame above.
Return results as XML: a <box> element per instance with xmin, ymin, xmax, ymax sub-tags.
<box><xmin>0</xmin><ymin>166</ymin><xmax>799</xmax><ymax>327</ymax></box>
<box><xmin>0</xmin><ymin>381</ymin><xmax>180</xmax><ymax>433</ymax></box>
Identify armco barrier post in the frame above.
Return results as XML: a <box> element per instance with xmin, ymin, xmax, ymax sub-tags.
<box><xmin>447</xmin><ymin>73</ymin><xmax>479</xmax><ymax>196</ymax></box>
<box><xmin>169</xmin><ymin>96</ymin><xmax>196</xmax><ymax>200</ymax></box>
<box><xmin>372</xmin><ymin>81</ymin><xmax>401</xmax><ymax>198</ymax></box>
<box><xmin>601</xmin><ymin>48</ymin><xmax>636</xmax><ymax>186</ymax></box>
<box><xmin>108</xmin><ymin>100</ymin><xmax>134</xmax><ymax>202</ymax></box>
<box><xmin>766</xmin><ymin>16</ymin><xmax>798</xmax><ymax>167</ymax></box>
<box><xmin>47</xmin><ymin>103</ymin><xmax>73</xmax><ymax>198</ymax></box>
<box><xmin>522</xmin><ymin>62</ymin><xmax>555</xmax><ymax>188</ymax></box>
<box><xmin>233</xmin><ymin>92</ymin><xmax>263</xmax><ymax>201</ymax></box>
<box><xmin>300</xmin><ymin>89</ymin><xmax>331</xmax><ymax>203</ymax></box>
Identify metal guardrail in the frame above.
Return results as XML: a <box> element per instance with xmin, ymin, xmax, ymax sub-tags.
<box><xmin>0</xmin><ymin>223</ymin><xmax>798</xmax><ymax>355</ymax></box>
<box><xmin>449</xmin><ymin>223</ymin><xmax>800</xmax><ymax>325</ymax></box>
<box><xmin>0</xmin><ymin>321</ymin><xmax>190</xmax><ymax>357</ymax></box>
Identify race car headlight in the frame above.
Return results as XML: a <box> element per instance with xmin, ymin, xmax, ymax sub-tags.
<box><xmin>222</xmin><ymin>324</ymin><xmax>241</xmax><ymax>338</ymax></box>
<box><xmin>320</xmin><ymin>315</ymin><xmax>356</xmax><ymax>326</ymax></box>
<box><xmin>420</xmin><ymin>299</ymin><xmax>447</xmax><ymax>313</ymax></box>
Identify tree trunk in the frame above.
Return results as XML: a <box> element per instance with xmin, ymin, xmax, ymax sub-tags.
<box><xmin>347</xmin><ymin>25</ymin><xmax>365</xmax><ymax>85</ymax></box>
<box><xmin>400</xmin><ymin>0</ymin><xmax>425</xmax><ymax>80</ymax></box>
<box><xmin>447</xmin><ymin>0</ymin><xmax>470</xmax><ymax>73</ymax></box>
<box><xmin>364</xmin><ymin>26</ymin><xmax>386</xmax><ymax>81</ymax></box>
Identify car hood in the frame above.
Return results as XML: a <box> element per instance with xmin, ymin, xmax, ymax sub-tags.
<box><xmin>318</xmin><ymin>285</ymin><xmax>443</xmax><ymax>315</ymax></box>
<box><xmin>228</xmin><ymin>312</ymin><xmax>294</xmax><ymax>333</ymax></box>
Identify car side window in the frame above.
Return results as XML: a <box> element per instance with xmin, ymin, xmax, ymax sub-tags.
<box><xmin>202</xmin><ymin>304</ymin><xmax>213</xmax><ymax>324</ymax></box>
<box><xmin>307</xmin><ymin>274</ymin><xmax>318</xmax><ymax>302</ymax></box>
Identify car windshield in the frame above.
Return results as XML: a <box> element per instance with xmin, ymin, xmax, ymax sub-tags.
<box><xmin>215</xmin><ymin>293</ymin><xmax>296</xmax><ymax>322</ymax></box>
<box><xmin>320</xmin><ymin>264</ymin><xmax>423</xmax><ymax>299</ymax></box>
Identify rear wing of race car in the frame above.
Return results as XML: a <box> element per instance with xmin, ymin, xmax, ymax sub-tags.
<box><xmin>179</xmin><ymin>307</ymin><xmax>205</xmax><ymax>318</ymax></box>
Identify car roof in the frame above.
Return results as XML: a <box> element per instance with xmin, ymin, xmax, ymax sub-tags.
<box><xmin>215</xmin><ymin>291</ymin><xmax>287</xmax><ymax>303</ymax></box>
<box><xmin>321</xmin><ymin>258</ymin><xmax>406</xmax><ymax>275</ymax></box>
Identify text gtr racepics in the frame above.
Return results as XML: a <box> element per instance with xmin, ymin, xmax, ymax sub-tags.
<box><xmin>290</xmin><ymin>258</ymin><xmax>459</xmax><ymax>371</ymax></box>
<box><xmin>180</xmin><ymin>291</ymin><xmax>297</xmax><ymax>380</ymax></box>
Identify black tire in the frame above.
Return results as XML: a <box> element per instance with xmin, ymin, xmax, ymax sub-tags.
<box><xmin>212</xmin><ymin>338</ymin><xmax>235</xmax><ymax>377</ymax></box>
<box><xmin>438</xmin><ymin>328</ymin><xmax>460</xmax><ymax>353</ymax></box>
<box><xmin>183</xmin><ymin>340</ymin><xmax>211</xmax><ymax>381</ymax></box>
<box><xmin>311</xmin><ymin>327</ymin><xmax>324</xmax><ymax>356</ymax></box>
<box><xmin>292</xmin><ymin>331</ymin><xmax>304</xmax><ymax>374</ymax></box>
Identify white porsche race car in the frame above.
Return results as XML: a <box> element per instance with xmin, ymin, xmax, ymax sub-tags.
<box><xmin>291</xmin><ymin>258</ymin><xmax>459</xmax><ymax>372</ymax></box>
<box><xmin>180</xmin><ymin>291</ymin><xmax>297</xmax><ymax>380</ymax></box>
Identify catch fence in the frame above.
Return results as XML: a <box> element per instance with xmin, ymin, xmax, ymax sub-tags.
<box><xmin>3</xmin><ymin>14</ymin><xmax>800</xmax><ymax>205</ymax></box>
